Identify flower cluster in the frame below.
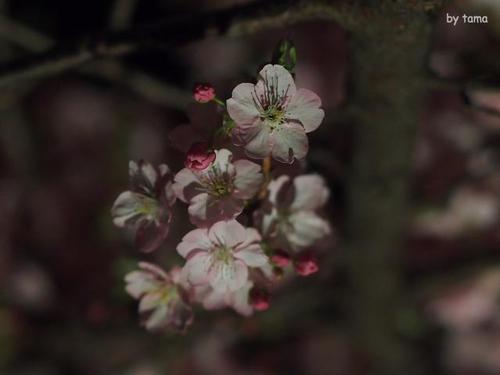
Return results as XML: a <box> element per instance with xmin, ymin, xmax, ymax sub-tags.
<box><xmin>112</xmin><ymin>51</ymin><xmax>332</xmax><ymax>332</ymax></box>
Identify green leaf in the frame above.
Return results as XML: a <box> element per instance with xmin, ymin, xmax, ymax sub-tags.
<box><xmin>272</xmin><ymin>39</ymin><xmax>297</xmax><ymax>73</ymax></box>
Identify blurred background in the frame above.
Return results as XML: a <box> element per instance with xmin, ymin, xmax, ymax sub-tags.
<box><xmin>2</xmin><ymin>0</ymin><xmax>500</xmax><ymax>374</ymax></box>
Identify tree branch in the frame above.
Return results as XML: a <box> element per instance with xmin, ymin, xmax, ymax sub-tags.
<box><xmin>0</xmin><ymin>0</ymin><xmax>359</xmax><ymax>88</ymax></box>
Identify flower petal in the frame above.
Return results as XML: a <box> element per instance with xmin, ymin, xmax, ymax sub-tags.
<box><xmin>243</xmin><ymin>121</ymin><xmax>273</xmax><ymax>159</ymax></box>
<box><xmin>234</xmin><ymin>243</ymin><xmax>268</xmax><ymax>267</ymax></box>
<box><xmin>209</xmin><ymin>259</ymin><xmax>248</xmax><ymax>292</ymax></box>
<box><xmin>271</xmin><ymin>122</ymin><xmax>308</xmax><ymax>163</ymax></box>
<box><xmin>286</xmin><ymin>211</ymin><xmax>331</xmax><ymax>249</ymax></box>
<box><xmin>177</xmin><ymin>228</ymin><xmax>211</xmax><ymax>258</ymax></box>
<box><xmin>286</xmin><ymin>88</ymin><xmax>324</xmax><ymax>133</ymax></box>
<box><xmin>290</xmin><ymin>174</ymin><xmax>329</xmax><ymax>211</ymax></box>
<box><xmin>227</xmin><ymin>83</ymin><xmax>261</xmax><ymax>124</ymax></box>
<box><xmin>255</xmin><ymin>64</ymin><xmax>297</xmax><ymax>101</ymax></box>
<box><xmin>111</xmin><ymin>191</ymin><xmax>149</xmax><ymax>227</ymax></box>
<box><xmin>172</xmin><ymin>168</ymin><xmax>201</xmax><ymax>202</ymax></box>
<box><xmin>233</xmin><ymin>159</ymin><xmax>263</xmax><ymax>199</ymax></box>
<box><xmin>182</xmin><ymin>253</ymin><xmax>211</xmax><ymax>286</ymax></box>
<box><xmin>208</xmin><ymin>220</ymin><xmax>246</xmax><ymax>248</ymax></box>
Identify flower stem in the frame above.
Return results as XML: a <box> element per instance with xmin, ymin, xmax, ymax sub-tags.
<box><xmin>258</xmin><ymin>156</ymin><xmax>272</xmax><ymax>199</ymax></box>
<box><xmin>212</xmin><ymin>97</ymin><xmax>225</xmax><ymax>107</ymax></box>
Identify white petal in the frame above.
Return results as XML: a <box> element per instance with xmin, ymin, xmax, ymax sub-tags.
<box><xmin>234</xmin><ymin>244</ymin><xmax>268</xmax><ymax>267</ymax></box>
<box><xmin>290</xmin><ymin>175</ymin><xmax>329</xmax><ymax>211</ymax></box>
<box><xmin>144</xmin><ymin>305</ymin><xmax>169</xmax><ymax>331</ymax></box>
<box><xmin>227</xmin><ymin>83</ymin><xmax>261</xmax><ymax>124</ymax></box>
<box><xmin>271</xmin><ymin>122</ymin><xmax>308</xmax><ymax>163</ymax></box>
<box><xmin>286</xmin><ymin>88</ymin><xmax>324</xmax><ymax>133</ymax></box>
<box><xmin>208</xmin><ymin>220</ymin><xmax>246</xmax><ymax>248</ymax></box>
<box><xmin>177</xmin><ymin>228</ymin><xmax>211</xmax><ymax>258</ymax></box>
<box><xmin>182</xmin><ymin>253</ymin><xmax>211</xmax><ymax>286</ymax></box>
<box><xmin>286</xmin><ymin>211</ymin><xmax>330</xmax><ymax>249</ymax></box>
<box><xmin>255</xmin><ymin>64</ymin><xmax>297</xmax><ymax>100</ymax></box>
<box><xmin>209</xmin><ymin>259</ymin><xmax>248</xmax><ymax>292</ymax></box>
<box><xmin>111</xmin><ymin>191</ymin><xmax>147</xmax><ymax>227</ymax></box>
<box><xmin>233</xmin><ymin>159</ymin><xmax>263</xmax><ymax>199</ymax></box>
<box><xmin>172</xmin><ymin>168</ymin><xmax>201</xmax><ymax>202</ymax></box>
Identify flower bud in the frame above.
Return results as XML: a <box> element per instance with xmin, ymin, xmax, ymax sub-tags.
<box><xmin>271</xmin><ymin>249</ymin><xmax>291</xmax><ymax>267</ymax></box>
<box><xmin>294</xmin><ymin>251</ymin><xmax>319</xmax><ymax>276</ymax></box>
<box><xmin>249</xmin><ymin>287</ymin><xmax>270</xmax><ymax>312</ymax></box>
<box><xmin>185</xmin><ymin>142</ymin><xmax>216</xmax><ymax>171</ymax></box>
<box><xmin>193</xmin><ymin>83</ymin><xmax>216</xmax><ymax>103</ymax></box>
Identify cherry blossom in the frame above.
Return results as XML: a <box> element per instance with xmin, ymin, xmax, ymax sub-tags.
<box><xmin>173</xmin><ymin>149</ymin><xmax>263</xmax><ymax>226</ymax></box>
<box><xmin>195</xmin><ymin>281</ymin><xmax>255</xmax><ymax>316</ymax></box>
<box><xmin>111</xmin><ymin>160</ymin><xmax>176</xmax><ymax>252</ymax></box>
<box><xmin>227</xmin><ymin>64</ymin><xmax>324</xmax><ymax>163</ymax></box>
<box><xmin>177</xmin><ymin>220</ymin><xmax>268</xmax><ymax>293</ymax></box>
<box><xmin>257</xmin><ymin>174</ymin><xmax>330</xmax><ymax>251</ymax></box>
<box><xmin>125</xmin><ymin>262</ymin><xmax>193</xmax><ymax>332</ymax></box>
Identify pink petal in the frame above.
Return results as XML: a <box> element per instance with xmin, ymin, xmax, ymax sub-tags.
<box><xmin>286</xmin><ymin>88</ymin><xmax>324</xmax><ymax>133</ymax></box>
<box><xmin>212</xmin><ymin>149</ymin><xmax>234</xmax><ymax>175</ymax></box>
<box><xmin>244</xmin><ymin>121</ymin><xmax>273</xmax><ymax>159</ymax></box>
<box><xmin>290</xmin><ymin>174</ymin><xmax>329</xmax><ymax>211</ymax></box>
<box><xmin>286</xmin><ymin>211</ymin><xmax>331</xmax><ymax>249</ymax></box>
<box><xmin>233</xmin><ymin>159</ymin><xmax>263</xmax><ymax>199</ymax></box>
<box><xmin>172</xmin><ymin>168</ymin><xmax>201</xmax><ymax>202</ymax></box>
<box><xmin>227</xmin><ymin>82</ymin><xmax>260</xmax><ymax>124</ymax></box>
<box><xmin>187</xmin><ymin>192</ymin><xmax>211</xmax><ymax>225</ymax></box>
<box><xmin>209</xmin><ymin>259</ymin><xmax>248</xmax><ymax>292</ymax></box>
<box><xmin>234</xmin><ymin>243</ymin><xmax>268</xmax><ymax>267</ymax></box>
<box><xmin>177</xmin><ymin>228</ymin><xmax>211</xmax><ymax>258</ymax></box>
<box><xmin>182</xmin><ymin>253</ymin><xmax>211</xmax><ymax>286</ymax></box>
<box><xmin>271</xmin><ymin>122</ymin><xmax>308</xmax><ymax>163</ymax></box>
<box><xmin>208</xmin><ymin>220</ymin><xmax>246</xmax><ymax>248</ymax></box>
<box><xmin>235</xmin><ymin>227</ymin><xmax>262</xmax><ymax>250</ymax></box>
<box><xmin>111</xmin><ymin>191</ymin><xmax>145</xmax><ymax>227</ymax></box>
<box><xmin>255</xmin><ymin>64</ymin><xmax>297</xmax><ymax>101</ymax></box>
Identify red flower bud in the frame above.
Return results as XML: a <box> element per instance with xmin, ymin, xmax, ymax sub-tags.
<box><xmin>185</xmin><ymin>142</ymin><xmax>216</xmax><ymax>171</ymax></box>
<box><xmin>249</xmin><ymin>287</ymin><xmax>270</xmax><ymax>312</ymax></box>
<box><xmin>294</xmin><ymin>251</ymin><xmax>319</xmax><ymax>276</ymax></box>
<box><xmin>271</xmin><ymin>249</ymin><xmax>291</xmax><ymax>268</ymax></box>
<box><xmin>193</xmin><ymin>83</ymin><xmax>216</xmax><ymax>103</ymax></box>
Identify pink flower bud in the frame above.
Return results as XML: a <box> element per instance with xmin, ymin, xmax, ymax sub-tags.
<box><xmin>185</xmin><ymin>142</ymin><xmax>216</xmax><ymax>171</ymax></box>
<box><xmin>271</xmin><ymin>249</ymin><xmax>291</xmax><ymax>267</ymax></box>
<box><xmin>294</xmin><ymin>251</ymin><xmax>319</xmax><ymax>276</ymax></box>
<box><xmin>249</xmin><ymin>287</ymin><xmax>270</xmax><ymax>312</ymax></box>
<box><xmin>193</xmin><ymin>83</ymin><xmax>216</xmax><ymax>103</ymax></box>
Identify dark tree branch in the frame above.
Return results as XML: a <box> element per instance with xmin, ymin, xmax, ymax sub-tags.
<box><xmin>0</xmin><ymin>0</ymin><xmax>360</xmax><ymax>88</ymax></box>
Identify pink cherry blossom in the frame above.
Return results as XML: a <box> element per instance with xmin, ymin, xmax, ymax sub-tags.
<box><xmin>177</xmin><ymin>220</ymin><xmax>268</xmax><ymax>293</ymax></box>
<box><xmin>257</xmin><ymin>174</ymin><xmax>330</xmax><ymax>251</ymax></box>
<box><xmin>184</xmin><ymin>142</ymin><xmax>216</xmax><ymax>171</ymax></box>
<box><xmin>125</xmin><ymin>262</ymin><xmax>193</xmax><ymax>332</ymax></box>
<box><xmin>173</xmin><ymin>149</ymin><xmax>263</xmax><ymax>226</ymax></box>
<box><xmin>227</xmin><ymin>64</ymin><xmax>324</xmax><ymax>163</ymax></box>
<box><xmin>193</xmin><ymin>83</ymin><xmax>216</xmax><ymax>103</ymax></box>
<box><xmin>111</xmin><ymin>160</ymin><xmax>176</xmax><ymax>252</ymax></box>
<box><xmin>195</xmin><ymin>281</ymin><xmax>255</xmax><ymax>316</ymax></box>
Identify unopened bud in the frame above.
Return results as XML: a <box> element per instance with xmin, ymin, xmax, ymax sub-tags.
<box><xmin>249</xmin><ymin>287</ymin><xmax>270</xmax><ymax>312</ymax></box>
<box><xmin>193</xmin><ymin>83</ymin><xmax>216</xmax><ymax>103</ymax></box>
<box><xmin>185</xmin><ymin>142</ymin><xmax>216</xmax><ymax>171</ymax></box>
<box><xmin>294</xmin><ymin>251</ymin><xmax>319</xmax><ymax>276</ymax></box>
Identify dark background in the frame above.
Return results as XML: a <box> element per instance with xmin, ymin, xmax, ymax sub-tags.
<box><xmin>2</xmin><ymin>0</ymin><xmax>500</xmax><ymax>374</ymax></box>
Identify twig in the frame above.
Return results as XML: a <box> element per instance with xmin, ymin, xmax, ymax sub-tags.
<box><xmin>0</xmin><ymin>0</ymin><xmax>360</xmax><ymax>88</ymax></box>
<box><xmin>109</xmin><ymin>0</ymin><xmax>140</xmax><ymax>31</ymax></box>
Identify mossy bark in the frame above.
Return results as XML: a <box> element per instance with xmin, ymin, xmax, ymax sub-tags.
<box><xmin>346</xmin><ymin>3</ymin><xmax>432</xmax><ymax>374</ymax></box>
